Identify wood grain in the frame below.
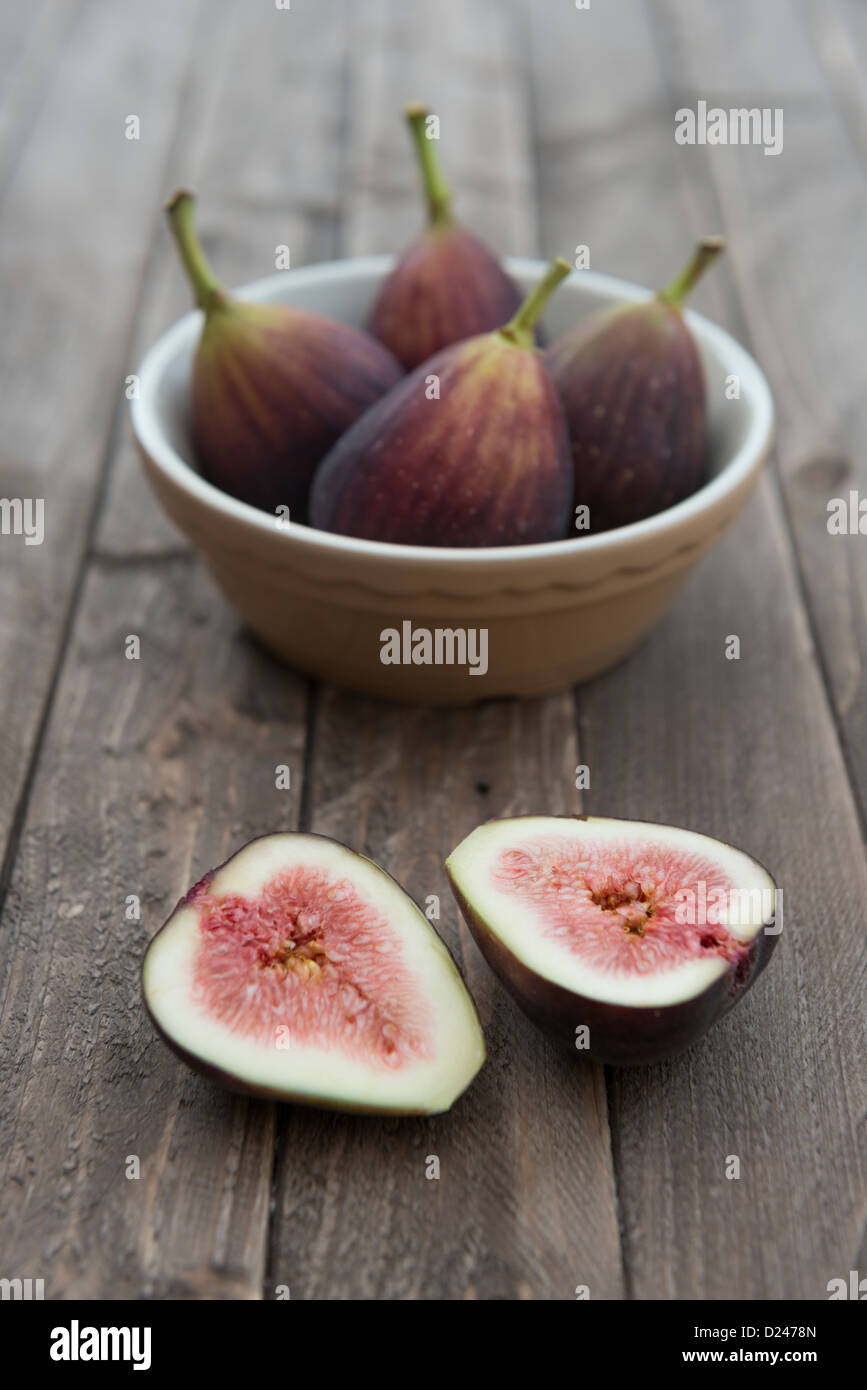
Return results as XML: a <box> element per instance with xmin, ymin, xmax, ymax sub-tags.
<box><xmin>0</xmin><ymin>0</ymin><xmax>338</xmax><ymax>1298</ymax></box>
<box><xmin>0</xmin><ymin>0</ymin><xmax>83</xmax><ymax>186</ymax></box>
<box><xmin>0</xmin><ymin>0</ymin><xmax>862</xmax><ymax>1302</ymax></box>
<box><xmin>528</xmin><ymin>0</ymin><xmax>866</xmax><ymax>1299</ymax></box>
<box><xmin>656</xmin><ymin>0</ymin><xmax>867</xmax><ymax>824</ymax></box>
<box><xmin>0</xmin><ymin>0</ymin><xmax>203</xmax><ymax>872</ymax></box>
<box><xmin>266</xmin><ymin>0</ymin><xmax>624</xmax><ymax>1301</ymax></box>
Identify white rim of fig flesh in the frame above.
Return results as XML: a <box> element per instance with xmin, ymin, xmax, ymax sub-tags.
<box><xmin>446</xmin><ymin>817</ymin><xmax>776</xmax><ymax>1008</ymax></box>
<box><xmin>143</xmin><ymin>834</ymin><xmax>485</xmax><ymax>1114</ymax></box>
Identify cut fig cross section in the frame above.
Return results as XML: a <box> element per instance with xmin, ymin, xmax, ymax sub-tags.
<box><xmin>446</xmin><ymin>816</ymin><xmax>778</xmax><ymax>1065</ymax></box>
<box><xmin>143</xmin><ymin>833</ymin><xmax>485</xmax><ymax>1113</ymax></box>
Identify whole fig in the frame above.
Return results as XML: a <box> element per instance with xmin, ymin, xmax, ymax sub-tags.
<box><xmin>166</xmin><ymin>190</ymin><xmax>402</xmax><ymax>520</ymax></box>
<box><xmin>367</xmin><ymin>104</ymin><xmax>524</xmax><ymax>370</ymax></box>
<box><xmin>547</xmin><ymin>237</ymin><xmax>725</xmax><ymax>532</ymax></box>
<box><xmin>311</xmin><ymin>258</ymin><xmax>574</xmax><ymax>548</ymax></box>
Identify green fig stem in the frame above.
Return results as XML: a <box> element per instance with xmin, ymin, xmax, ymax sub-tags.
<box><xmin>499</xmin><ymin>257</ymin><xmax>572</xmax><ymax>349</ymax></box>
<box><xmin>166</xmin><ymin>189</ymin><xmax>229</xmax><ymax>313</ymax></box>
<box><xmin>404</xmin><ymin>103</ymin><xmax>453</xmax><ymax>227</ymax></box>
<box><xmin>658</xmin><ymin>235</ymin><xmax>725</xmax><ymax>308</ymax></box>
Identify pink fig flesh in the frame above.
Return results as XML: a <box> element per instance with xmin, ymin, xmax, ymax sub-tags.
<box><xmin>143</xmin><ymin>833</ymin><xmax>485</xmax><ymax>1113</ymax></box>
<box><xmin>446</xmin><ymin>815</ymin><xmax>777</xmax><ymax>1065</ymax></box>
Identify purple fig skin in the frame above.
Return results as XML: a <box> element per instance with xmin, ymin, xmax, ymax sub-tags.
<box><xmin>191</xmin><ymin>301</ymin><xmax>403</xmax><ymax>520</ymax></box>
<box><xmin>309</xmin><ymin>331</ymin><xmax>573</xmax><ymax>547</ymax></box>
<box><xmin>446</xmin><ymin>817</ymin><xmax>778</xmax><ymax>1067</ymax></box>
<box><xmin>546</xmin><ymin>299</ymin><xmax>708</xmax><ymax>534</ymax></box>
<box><xmin>368</xmin><ymin>224</ymin><xmax>525</xmax><ymax>371</ymax></box>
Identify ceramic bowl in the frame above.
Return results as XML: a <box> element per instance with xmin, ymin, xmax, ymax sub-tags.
<box><xmin>131</xmin><ymin>256</ymin><xmax>773</xmax><ymax>704</ymax></box>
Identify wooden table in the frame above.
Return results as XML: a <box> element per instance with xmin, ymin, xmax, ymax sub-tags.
<box><xmin>0</xmin><ymin>0</ymin><xmax>863</xmax><ymax>1301</ymax></box>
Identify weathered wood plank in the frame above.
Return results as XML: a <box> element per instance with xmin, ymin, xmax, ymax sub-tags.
<box><xmin>656</xmin><ymin>0</ymin><xmax>867</xmax><ymax>823</ymax></box>
<box><xmin>4</xmin><ymin>0</ymin><xmax>861</xmax><ymax>1303</ymax></box>
<box><xmin>271</xmin><ymin>696</ymin><xmax>623</xmax><ymax>1300</ymax></box>
<box><xmin>0</xmin><ymin>0</ymin><xmax>349</xmax><ymax>1297</ymax></box>
<box><xmin>0</xmin><ymin>0</ymin><xmax>73</xmax><ymax>98</ymax></box>
<box><xmin>0</xmin><ymin>0</ymin><xmax>203</xmax><ymax>871</ymax></box>
<box><xmin>528</xmin><ymin>0</ymin><xmax>866</xmax><ymax>1299</ymax></box>
<box><xmin>267</xmin><ymin>0</ymin><xmax>624</xmax><ymax>1302</ymax></box>
<box><xmin>0</xmin><ymin>564</ymin><xmax>299</xmax><ymax>1297</ymax></box>
<box><xmin>0</xmin><ymin>0</ymin><xmax>85</xmax><ymax>187</ymax></box>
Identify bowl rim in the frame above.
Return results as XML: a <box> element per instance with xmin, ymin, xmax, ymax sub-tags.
<box><xmin>131</xmin><ymin>253</ymin><xmax>774</xmax><ymax>566</ymax></box>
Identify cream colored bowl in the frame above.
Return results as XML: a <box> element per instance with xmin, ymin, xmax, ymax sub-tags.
<box><xmin>131</xmin><ymin>256</ymin><xmax>773</xmax><ymax>704</ymax></box>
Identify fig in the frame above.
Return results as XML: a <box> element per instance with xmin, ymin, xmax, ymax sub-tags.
<box><xmin>546</xmin><ymin>237</ymin><xmax>725</xmax><ymax>533</ymax></box>
<box><xmin>142</xmin><ymin>833</ymin><xmax>485</xmax><ymax>1113</ymax></box>
<box><xmin>446</xmin><ymin>815</ymin><xmax>778</xmax><ymax>1065</ymax></box>
<box><xmin>367</xmin><ymin>104</ymin><xmax>525</xmax><ymax>369</ymax></box>
<box><xmin>309</xmin><ymin>258</ymin><xmax>574</xmax><ymax>547</ymax></box>
<box><xmin>165</xmin><ymin>191</ymin><xmax>402</xmax><ymax>520</ymax></box>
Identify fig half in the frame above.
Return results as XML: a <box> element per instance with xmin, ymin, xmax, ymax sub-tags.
<box><xmin>143</xmin><ymin>834</ymin><xmax>485</xmax><ymax>1113</ymax></box>
<box><xmin>446</xmin><ymin>816</ymin><xmax>778</xmax><ymax>1065</ymax></box>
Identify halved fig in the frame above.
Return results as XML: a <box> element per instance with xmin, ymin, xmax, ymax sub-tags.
<box><xmin>446</xmin><ymin>816</ymin><xmax>778</xmax><ymax>1065</ymax></box>
<box><xmin>143</xmin><ymin>833</ymin><xmax>485</xmax><ymax>1113</ymax></box>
